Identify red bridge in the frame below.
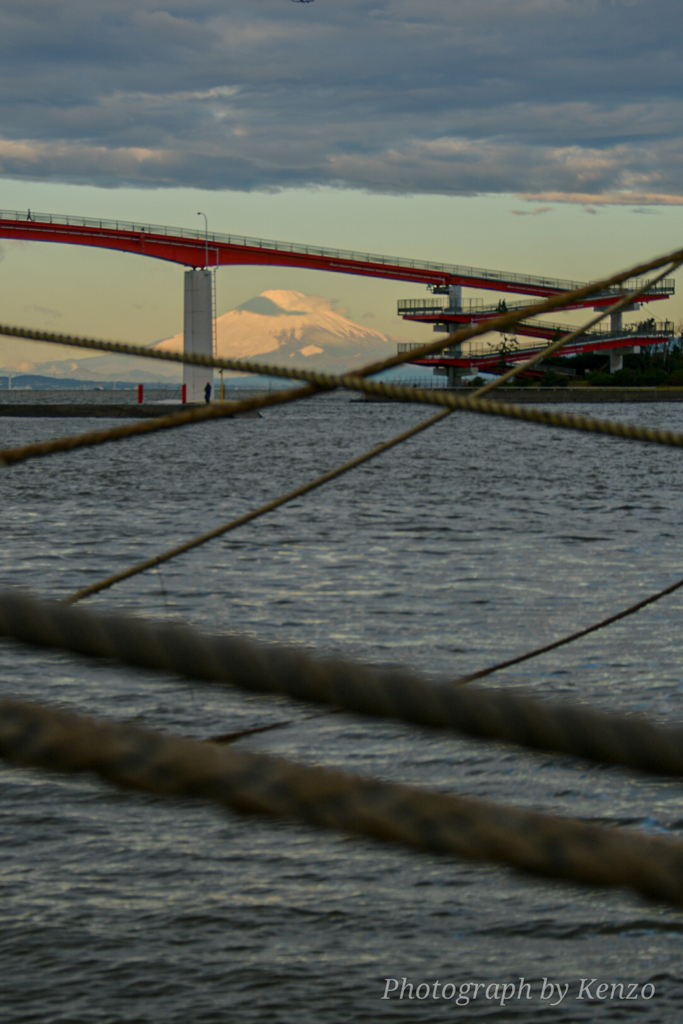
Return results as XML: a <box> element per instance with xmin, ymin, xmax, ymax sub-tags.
<box><xmin>0</xmin><ymin>208</ymin><xmax>676</xmax><ymax>389</ymax></box>
<box><xmin>0</xmin><ymin>208</ymin><xmax>674</xmax><ymax>301</ymax></box>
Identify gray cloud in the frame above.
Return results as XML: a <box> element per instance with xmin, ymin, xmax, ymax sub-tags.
<box><xmin>0</xmin><ymin>0</ymin><xmax>682</xmax><ymax>200</ymax></box>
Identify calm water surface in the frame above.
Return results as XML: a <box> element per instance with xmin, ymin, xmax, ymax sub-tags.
<box><xmin>1</xmin><ymin>393</ymin><xmax>682</xmax><ymax>1022</ymax></box>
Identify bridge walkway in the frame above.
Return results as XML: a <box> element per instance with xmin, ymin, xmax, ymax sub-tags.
<box><xmin>0</xmin><ymin>208</ymin><xmax>675</xmax><ymax>300</ymax></box>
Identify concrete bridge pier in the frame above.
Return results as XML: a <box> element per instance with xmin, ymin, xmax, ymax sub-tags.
<box><xmin>448</xmin><ymin>284</ymin><xmax>462</xmax><ymax>311</ymax></box>
<box><xmin>184</xmin><ymin>269</ymin><xmax>214</xmax><ymax>403</ymax></box>
<box><xmin>607</xmin><ymin>310</ymin><xmax>632</xmax><ymax>374</ymax></box>
<box><xmin>447</xmin><ymin>341</ymin><xmax>465</xmax><ymax>387</ymax></box>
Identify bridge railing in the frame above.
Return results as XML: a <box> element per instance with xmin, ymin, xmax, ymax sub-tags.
<box><xmin>398</xmin><ymin>288</ymin><xmax>675</xmax><ymax>319</ymax></box>
<box><xmin>512</xmin><ymin>319</ymin><xmax>676</xmax><ymax>338</ymax></box>
<box><xmin>0</xmin><ymin>209</ymin><xmax>675</xmax><ymax>297</ymax></box>
<box><xmin>398</xmin><ymin>298</ymin><xmax>537</xmax><ymax>315</ymax></box>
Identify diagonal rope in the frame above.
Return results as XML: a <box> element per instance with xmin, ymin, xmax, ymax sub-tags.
<box><xmin>1</xmin><ymin>260</ymin><xmax>680</xmax><ymax>469</ymax></box>
<box><xmin>207</xmin><ymin>709</ymin><xmax>338</xmax><ymax>745</ymax></box>
<box><xmin>63</xmin><ymin>408</ymin><xmax>450</xmax><ymax>603</ymax></box>
<box><xmin>4</xmin><ymin>695</ymin><xmax>683</xmax><ymax>907</ymax></box>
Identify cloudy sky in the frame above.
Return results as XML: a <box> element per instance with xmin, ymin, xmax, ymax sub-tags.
<box><xmin>1</xmin><ymin>0</ymin><xmax>682</xmax><ymax>366</ymax></box>
<box><xmin>2</xmin><ymin>0</ymin><xmax>682</xmax><ymax>201</ymax></box>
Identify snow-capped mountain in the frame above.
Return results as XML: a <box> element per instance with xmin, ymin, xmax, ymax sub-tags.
<box><xmin>153</xmin><ymin>290</ymin><xmax>400</xmax><ymax>372</ymax></box>
<box><xmin>0</xmin><ymin>291</ymin><xmax>416</xmax><ymax>382</ymax></box>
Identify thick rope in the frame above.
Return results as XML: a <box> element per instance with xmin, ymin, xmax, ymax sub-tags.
<box><xmin>3</xmin><ymin>590</ymin><xmax>683</xmax><ymax>779</ymax></box>
<box><xmin>3</xmin><ymin>696</ymin><xmax>683</xmax><ymax>908</ymax></box>
<box><xmin>0</xmin><ymin>258</ymin><xmax>680</xmax><ymax>470</ymax></box>
<box><xmin>63</xmin><ymin>409</ymin><xmax>450</xmax><ymax>604</ymax></box>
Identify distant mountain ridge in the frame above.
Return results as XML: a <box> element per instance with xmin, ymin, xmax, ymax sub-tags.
<box><xmin>0</xmin><ymin>374</ymin><xmax>135</xmax><ymax>390</ymax></box>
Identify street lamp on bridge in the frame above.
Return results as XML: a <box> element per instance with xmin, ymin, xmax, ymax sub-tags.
<box><xmin>197</xmin><ymin>212</ymin><xmax>209</xmax><ymax>269</ymax></box>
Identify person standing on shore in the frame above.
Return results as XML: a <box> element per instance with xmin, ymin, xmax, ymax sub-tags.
<box><xmin>204</xmin><ymin>381</ymin><xmax>212</xmax><ymax>404</ymax></box>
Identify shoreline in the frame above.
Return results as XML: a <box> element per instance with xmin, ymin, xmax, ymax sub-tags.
<box><xmin>0</xmin><ymin>402</ymin><xmax>261</xmax><ymax>418</ymax></box>
<box><xmin>2</xmin><ymin>388</ymin><xmax>683</xmax><ymax>416</ymax></box>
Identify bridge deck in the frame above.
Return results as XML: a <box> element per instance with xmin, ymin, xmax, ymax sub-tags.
<box><xmin>0</xmin><ymin>209</ymin><xmax>675</xmax><ymax>299</ymax></box>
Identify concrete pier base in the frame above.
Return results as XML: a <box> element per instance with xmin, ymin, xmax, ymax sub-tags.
<box><xmin>184</xmin><ymin>270</ymin><xmax>213</xmax><ymax>403</ymax></box>
<box><xmin>607</xmin><ymin>312</ymin><xmax>634</xmax><ymax>375</ymax></box>
<box><xmin>448</xmin><ymin>284</ymin><xmax>462</xmax><ymax>311</ymax></box>
<box><xmin>446</xmin><ymin>342</ymin><xmax>465</xmax><ymax>387</ymax></box>
<box><xmin>610</xmin><ymin>349</ymin><xmax>624</xmax><ymax>373</ymax></box>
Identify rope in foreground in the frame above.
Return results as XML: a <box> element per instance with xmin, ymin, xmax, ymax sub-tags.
<box><xmin>2</xmin><ymin>696</ymin><xmax>683</xmax><ymax>908</ymax></box>
<box><xmin>4</xmin><ymin>590</ymin><xmax>683</xmax><ymax>779</ymax></box>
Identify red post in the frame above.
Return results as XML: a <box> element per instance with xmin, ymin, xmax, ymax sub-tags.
<box><xmin>181</xmin><ymin>383</ymin><xmax>187</xmax><ymax>404</ymax></box>
<box><xmin>137</xmin><ymin>384</ymin><xmax>143</xmax><ymax>404</ymax></box>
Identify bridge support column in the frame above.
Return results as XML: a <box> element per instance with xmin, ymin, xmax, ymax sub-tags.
<box><xmin>448</xmin><ymin>284</ymin><xmax>462</xmax><ymax>311</ymax></box>
<box><xmin>608</xmin><ymin>312</ymin><xmax>628</xmax><ymax>374</ymax></box>
<box><xmin>447</xmin><ymin>341</ymin><xmax>465</xmax><ymax>387</ymax></box>
<box><xmin>183</xmin><ymin>270</ymin><xmax>213</xmax><ymax>403</ymax></box>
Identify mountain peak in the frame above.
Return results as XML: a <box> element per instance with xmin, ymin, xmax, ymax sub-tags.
<box><xmin>154</xmin><ymin>289</ymin><xmax>397</xmax><ymax>372</ymax></box>
<box><xmin>236</xmin><ymin>291</ymin><xmax>309</xmax><ymax>317</ymax></box>
<box><xmin>260</xmin><ymin>289</ymin><xmax>313</xmax><ymax>312</ymax></box>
